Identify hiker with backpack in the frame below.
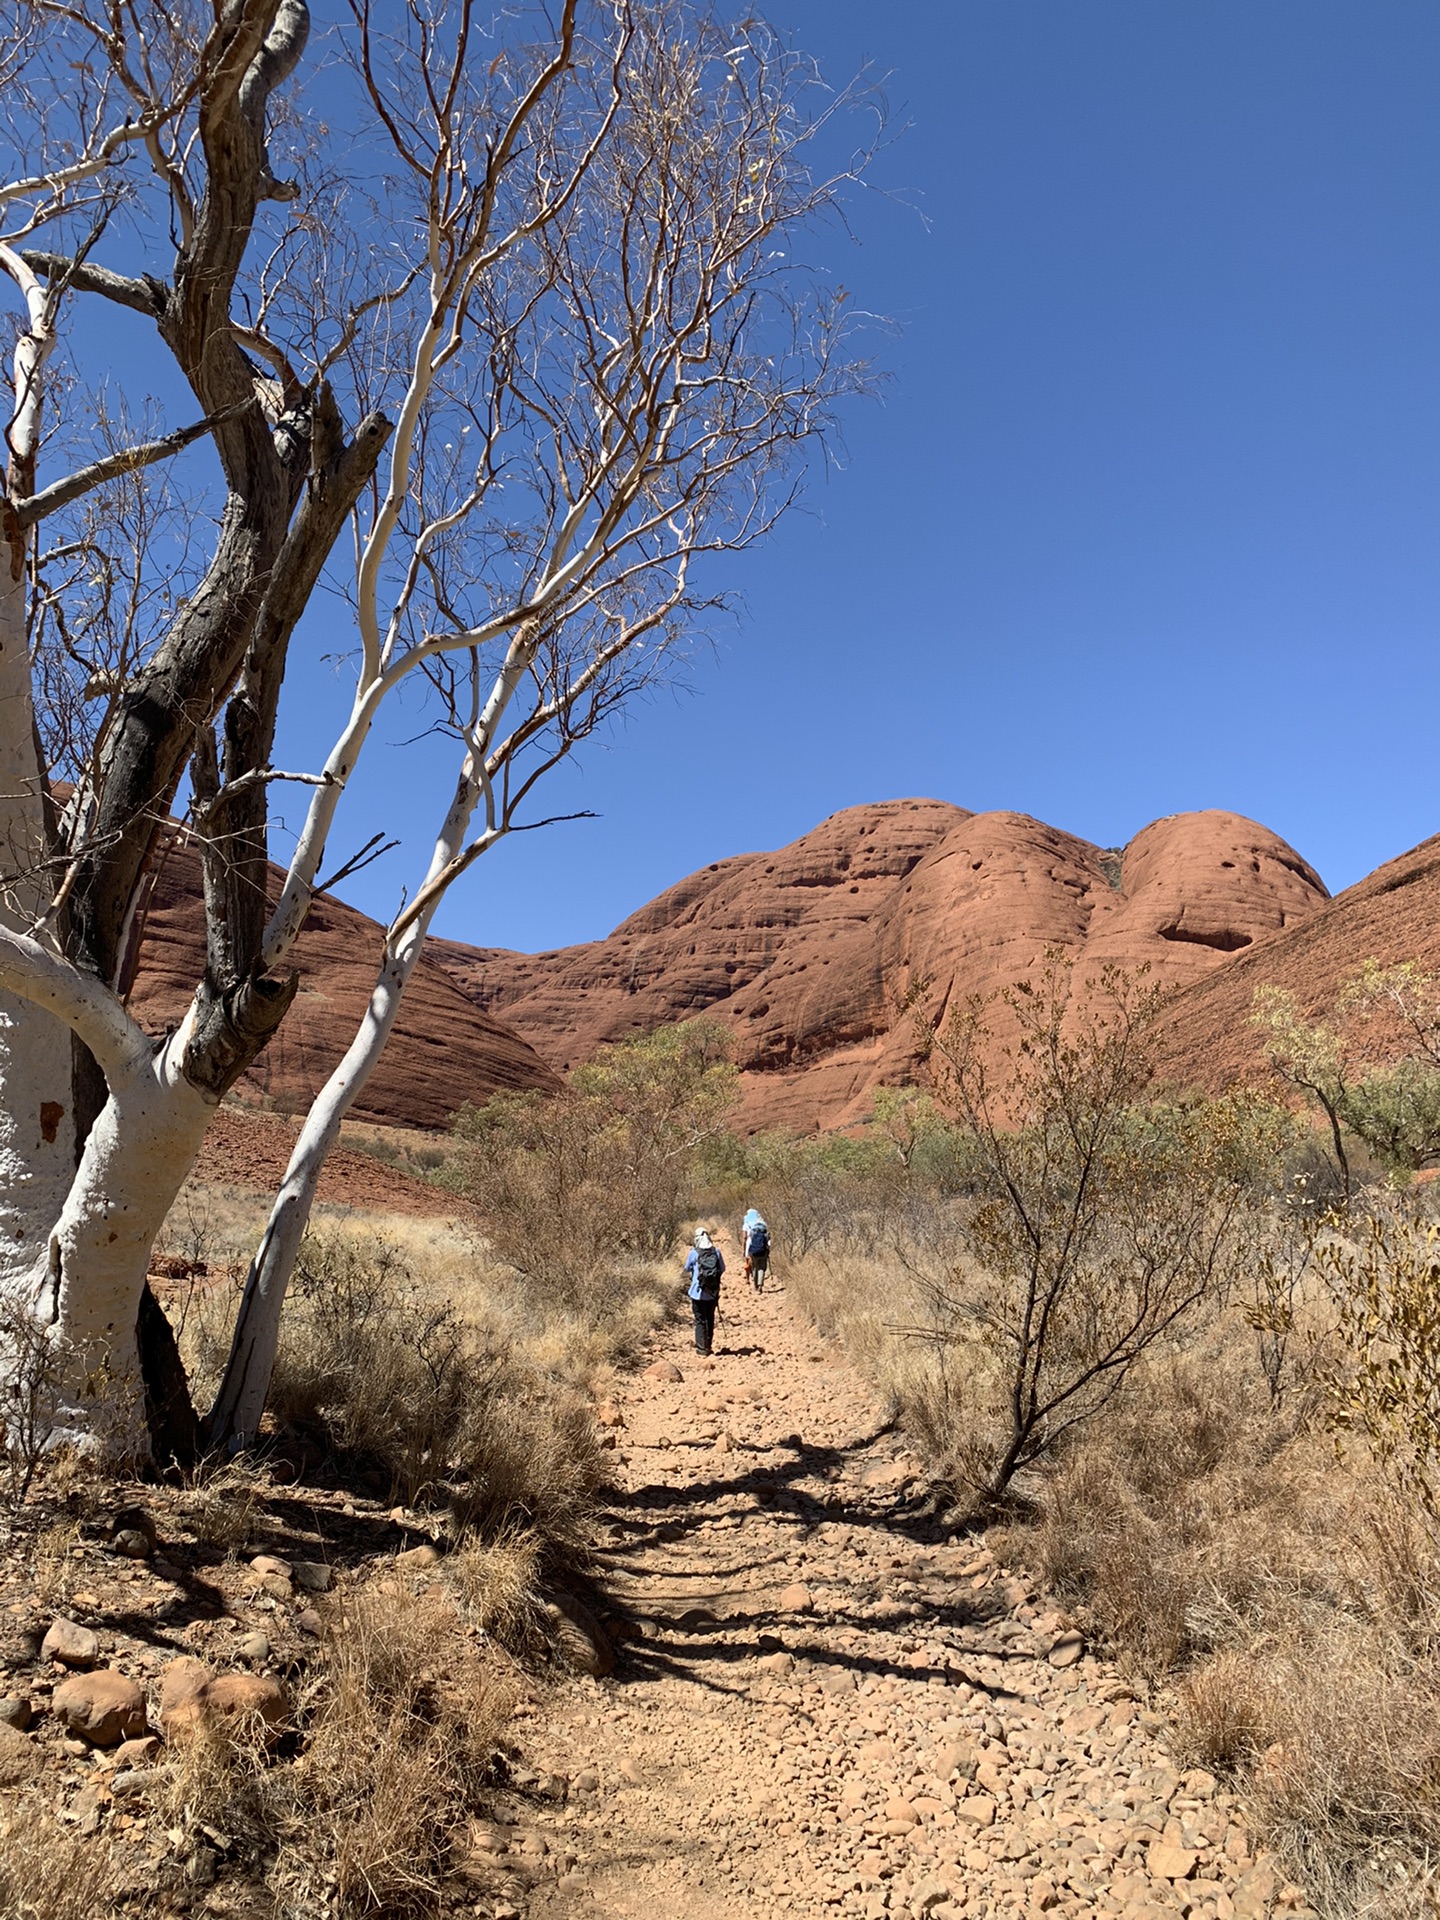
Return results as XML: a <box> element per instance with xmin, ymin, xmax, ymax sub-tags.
<box><xmin>741</xmin><ymin>1208</ymin><xmax>770</xmax><ymax>1292</ymax></box>
<box><xmin>683</xmin><ymin>1229</ymin><xmax>725</xmax><ymax>1355</ymax></box>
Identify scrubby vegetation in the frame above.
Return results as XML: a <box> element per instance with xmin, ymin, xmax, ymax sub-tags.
<box><xmin>445</xmin><ymin>1018</ymin><xmax>738</xmax><ymax>1294</ymax></box>
<box><xmin>750</xmin><ymin>959</ymin><xmax>1440</xmax><ymax>1920</ymax></box>
<box><xmin>11</xmin><ymin>972</ymin><xmax>1440</xmax><ymax>1917</ymax></box>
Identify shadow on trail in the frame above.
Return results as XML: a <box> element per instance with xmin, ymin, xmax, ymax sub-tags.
<box><xmin>590</xmin><ymin>1418</ymin><xmax>1028</xmax><ymax>1707</ymax></box>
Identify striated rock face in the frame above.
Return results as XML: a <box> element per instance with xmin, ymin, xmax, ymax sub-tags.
<box><xmin>1152</xmin><ymin>832</ymin><xmax>1440</xmax><ymax>1092</ymax></box>
<box><xmin>439</xmin><ymin>801</ymin><xmax>1330</xmax><ymax>1131</ymax></box>
<box><xmin>127</xmin><ymin>800</ymin><xmax>1337</xmax><ymax>1138</ymax></box>
<box><xmin>129</xmin><ymin>839</ymin><xmax>558</xmax><ymax>1130</ymax></box>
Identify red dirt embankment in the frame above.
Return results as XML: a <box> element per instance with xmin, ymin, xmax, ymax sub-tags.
<box><xmin>193</xmin><ymin>1107</ymin><xmax>473</xmax><ymax>1221</ymax></box>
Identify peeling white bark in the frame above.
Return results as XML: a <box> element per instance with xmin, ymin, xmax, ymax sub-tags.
<box><xmin>0</xmin><ymin>554</ymin><xmax>76</xmax><ymax>1302</ymax></box>
<box><xmin>36</xmin><ymin>1025</ymin><xmax>215</xmax><ymax>1448</ymax></box>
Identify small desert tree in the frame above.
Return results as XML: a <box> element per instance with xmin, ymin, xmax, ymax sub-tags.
<box><xmin>452</xmin><ymin>1017</ymin><xmax>738</xmax><ymax>1293</ymax></box>
<box><xmin>923</xmin><ymin>954</ymin><xmax>1285</xmax><ymax>1501</ymax></box>
<box><xmin>0</xmin><ymin>0</ymin><xmax>877</xmax><ymax>1458</ymax></box>
<box><xmin>1254</xmin><ymin>963</ymin><xmax>1440</xmax><ymax>1194</ymax></box>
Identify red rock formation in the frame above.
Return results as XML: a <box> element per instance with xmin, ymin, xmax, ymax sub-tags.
<box><xmin>127</xmin><ymin>800</ymin><xmax>1344</xmax><ymax>1141</ymax></box>
<box><xmin>1152</xmin><ymin>832</ymin><xmax>1440</xmax><ymax>1093</ymax></box>
<box><xmin>129</xmin><ymin>840</ymin><xmax>557</xmax><ymax>1130</ymax></box>
<box><xmin>439</xmin><ymin>801</ymin><xmax>1330</xmax><ymax>1131</ymax></box>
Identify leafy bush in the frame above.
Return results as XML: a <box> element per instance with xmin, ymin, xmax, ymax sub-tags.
<box><xmin>1255</xmin><ymin>961</ymin><xmax>1440</xmax><ymax>1188</ymax></box>
<box><xmin>449</xmin><ymin>1018</ymin><xmax>737</xmax><ymax>1295</ymax></box>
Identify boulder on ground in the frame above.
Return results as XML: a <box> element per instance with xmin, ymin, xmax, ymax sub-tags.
<box><xmin>160</xmin><ymin>1654</ymin><xmax>287</xmax><ymax>1745</ymax></box>
<box><xmin>41</xmin><ymin>1617</ymin><xmax>100</xmax><ymax>1669</ymax></box>
<box><xmin>643</xmin><ymin>1360</ymin><xmax>683</xmax><ymax>1383</ymax></box>
<box><xmin>396</xmin><ymin>1542</ymin><xmax>440</xmax><ymax>1570</ymax></box>
<box><xmin>52</xmin><ymin>1669</ymin><xmax>147</xmax><ymax>1747</ymax></box>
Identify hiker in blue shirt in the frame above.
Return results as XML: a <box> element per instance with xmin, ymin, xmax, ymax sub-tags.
<box><xmin>683</xmin><ymin>1229</ymin><xmax>725</xmax><ymax>1355</ymax></box>
<box><xmin>741</xmin><ymin>1208</ymin><xmax>770</xmax><ymax>1292</ymax></box>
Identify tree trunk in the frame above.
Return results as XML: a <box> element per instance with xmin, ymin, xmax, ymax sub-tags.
<box><xmin>0</xmin><ymin>565</ymin><xmax>79</xmax><ymax>1301</ymax></box>
<box><xmin>206</xmin><ymin>928</ymin><xmax>428</xmax><ymax>1450</ymax></box>
<box><xmin>35</xmin><ymin>1033</ymin><xmax>215</xmax><ymax>1453</ymax></box>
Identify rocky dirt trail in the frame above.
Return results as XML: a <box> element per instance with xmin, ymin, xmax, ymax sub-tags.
<box><xmin>498</xmin><ymin>1251</ymin><xmax>1308</xmax><ymax>1920</ymax></box>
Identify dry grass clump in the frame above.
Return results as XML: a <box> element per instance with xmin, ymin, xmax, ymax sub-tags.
<box><xmin>452</xmin><ymin>1527</ymin><xmax>547</xmax><ymax>1651</ymax></box>
<box><xmin>179</xmin><ymin>1223</ymin><xmax>607</xmax><ymax>1557</ymax></box>
<box><xmin>161</xmin><ymin>1584</ymin><xmax>518</xmax><ymax>1916</ymax></box>
<box><xmin>279</xmin><ymin>1586</ymin><xmax>516</xmax><ymax>1914</ymax></box>
<box><xmin>0</xmin><ymin>1807</ymin><xmax>124</xmax><ymax>1920</ymax></box>
<box><xmin>995</xmin><ymin>1343</ymin><xmax>1440</xmax><ymax>1915</ymax></box>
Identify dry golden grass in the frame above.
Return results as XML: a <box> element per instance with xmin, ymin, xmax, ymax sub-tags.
<box><xmin>0</xmin><ymin>1806</ymin><xmax>124</xmax><ymax>1920</ymax></box>
<box><xmin>790</xmin><ymin>1234</ymin><xmax>1440</xmax><ymax>1919</ymax></box>
<box><xmin>163</xmin><ymin>1194</ymin><xmax>671</xmax><ymax>1564</ymax></box>
<box><xmin>156</xmin><ymin>1582</ymin><xmax>519</xmax><ymax>1917</ymax></box>
<box><xmin>453</xmin><ymin>1527</ymin><xmax>547</xmax><ymax>1651</ymax></box>
<box><xmin>280</xmin><ymin>1585</ymin><xmax>517</xmax><ymax>1914</ymax></box>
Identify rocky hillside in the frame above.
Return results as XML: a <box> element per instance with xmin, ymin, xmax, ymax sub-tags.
<box><xmin>136</xmin><ymin>800</ymin><xmax>1396</xmax><ymax>1135</ymax></box>
<box><xmin>438</xmin><ymin>801</ymin><xmax>1329</xmax><ymax>1131</ymax></box>
<box><xmin>129</xmin><ymin>839</ymin><xmax>558</xmax><ymax>1129</ymax></box>
<box><xmin>1152</xmin><ymin>829</ymin><xmax>1440</xmax><ymax>1091</ymax></box>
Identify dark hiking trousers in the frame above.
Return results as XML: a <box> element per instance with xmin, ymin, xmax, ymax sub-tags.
<box><xmin>692</xmin><ymin>1297</ymin><xmax>717</xmax><ymax>1354</ymax></box>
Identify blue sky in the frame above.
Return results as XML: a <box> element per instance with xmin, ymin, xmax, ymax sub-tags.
<box><xmin>389</xmin><ymin>0</ymin><xmax>1438</xmax><ymax>952</ymax></box>
<box><xmin>76</xmin><ymin>1</ymin><xmax>1440</xmax><ymax>954</ymax></box>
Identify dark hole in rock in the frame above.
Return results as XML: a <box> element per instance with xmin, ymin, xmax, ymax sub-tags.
<box><xmin>1158</xmin><ymin>925</ymin><xmax>1252</xmax><ymax>953</ymax></box>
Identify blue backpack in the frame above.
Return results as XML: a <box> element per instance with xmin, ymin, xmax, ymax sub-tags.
<box><xmin>749</xmin><ymin>1223</ymin><xmax>769</xmax><ymax>1261</ymax></box>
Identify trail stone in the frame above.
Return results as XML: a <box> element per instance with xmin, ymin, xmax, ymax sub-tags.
<box><xmin>161</xmin><ymin>1657</ymin><xmax>286</xmax><ymax>1745</ymax></box>
<box><xmin>42</xmin><ymin>1618</ymin><xmax>100</xmax><ymax>1669</ymax></box>
<box><xmin>112</xmin><ymin>1735</ymin><xmax>160</xmax><ymax>1769</ymax></box>
<box><xmin>113</xmin><ymin>1528</ymin><xmax>152</xmax><ymax>1559</ymax></box>
<box><xmin>884</xmin><ymin>1798</ymin><xmax>918</xmax><ymax>1827</ymax></box>
<box><xmin>248</xmin><ymin>1554</ymin><xmax>291</xmax><ymax>1579</ymax></box>
<box><xmin>759</xmin><ymin>1652</ymin><xmax>794</xmax><ymax>1675</ymax></box>
<box><xmin>955</xmin><ymin>1795</ymin><xmax>996</xmax><ymax>1829</ymax></box>
<box><xmin>295</xmin><ymin>1609</ymin><xmax>324</xmax><ymax>1637</ymax></box>
<box><xmin>1047</xmin><ymin>1630</ymin><xmax>1085</xmax><ymax>1668</ymax></box>
<box><xmin>52</xmin><ymin>1669</ymin><xmax>147</xmax><ymax>1746</ymax></box>
<box><xmin>203</xmin><ymin>1673</ymin><xmax>288</xmax><ymax>1740</ymax></box>
<box><xmin>779</xmin><ymin>1583</ymin><xmax>814</xmax><ymax>1613</ymax></box>
<box><xmin>236</xmin><ymin>1631</ymin><xmax>271</xmax><ymax>1664</ymax></box>
<box><xmin>618</xmin><ymin>1756</ymin><xmax>645</xmax><ymax>1786</ymax></box>
<box><xmin>291</xmin><ymin>1560</ymin><xmax>333</xmax><ymax>1593</ymax></box>
<box><xmin>644</xmin><ymin>1360</ymin><xmax>684</xmax><ymax>1383</ymax></box>
<box><xmin>158</xmin><ymin>1655</ymin><xmax>211</xmax><ymax>1727</ymax></box>
<box><xmin>0</xmin><ymin>1695</ymin><xmax>33</xmax><ymax>1730</ymax></box>
<box><xmin>1148</xmin><ymin>1844</ymin><xmax>1197</xmax><ymax>1881</ymax></box>
<box><xmin>111</xmin><ymin>1767</ymin><xmax>166</xmax><ymax>1798</ymax></box>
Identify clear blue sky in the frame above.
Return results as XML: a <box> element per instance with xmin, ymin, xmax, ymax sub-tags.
<box><xmin>278</xmin><ymin>3</ymin><xmax>1439</xmax><ymax>949</ymax></box>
